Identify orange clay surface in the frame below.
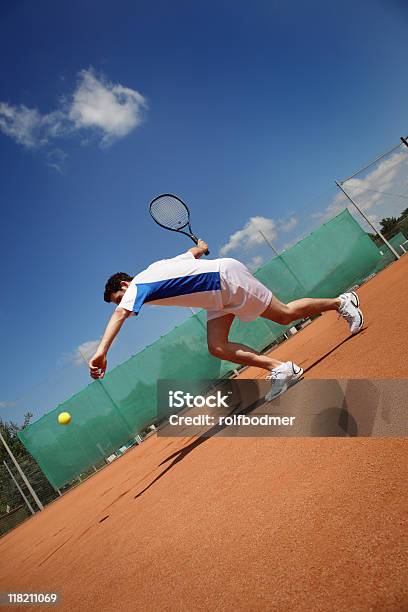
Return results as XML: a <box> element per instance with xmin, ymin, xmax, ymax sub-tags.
<box><xmin>1</xmin><ymin>257</ymin><xmax>408</xmax><ymax>612</ymax></box>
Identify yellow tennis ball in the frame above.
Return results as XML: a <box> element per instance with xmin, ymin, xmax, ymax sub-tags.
<box><xmin>58</xmin><ymin>411</ymin><xmax>72</xmax><ymax>425</ymax></box>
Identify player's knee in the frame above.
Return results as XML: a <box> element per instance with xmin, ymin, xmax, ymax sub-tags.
<box><xmin>275</xmin><ymin>306</ymin><xmax>294</xmax><ymax>325</ymax></box>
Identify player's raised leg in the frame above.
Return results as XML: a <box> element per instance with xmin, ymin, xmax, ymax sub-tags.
<box><xmin>261</xmin><ymin>294</ymin><xmax>340</xmax><ymax>323</ymax></box>
<box><xmin>261</xmin><ymin>292</ymin><xmax>363</xmax><ymax>334</ymax></box>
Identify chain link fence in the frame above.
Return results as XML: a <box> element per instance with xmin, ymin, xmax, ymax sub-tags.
<box><xmin>336</xmin><ymin>138</ymin><xmax>408</xmax><ymax>268</ymax></box>
<box><xmin>0</xmin><ymin>451</ymin><xmax>58</xmax><ymax>536</ymax></box>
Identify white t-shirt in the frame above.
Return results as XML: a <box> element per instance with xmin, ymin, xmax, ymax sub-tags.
<box><xmin>117</xmin><ymin>252</ymin><xmax>224</xmax><ymax>315</ymax></box>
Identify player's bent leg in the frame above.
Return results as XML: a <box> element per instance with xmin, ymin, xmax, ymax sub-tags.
<box><xmin>207</xmin><ymin>313</ymin><xmax>304</xmax><ymax>401</ymax></box>
<box><xmin>206</xmin><ymin>314</ymin><xmax>283</xmax><ymax>370</ymax></box>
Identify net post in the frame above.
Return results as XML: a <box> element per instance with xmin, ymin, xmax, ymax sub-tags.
<box><xmin>334</xmin><ymin>180</ymin><xmax>401</xmax><ymax>260</ymax></box>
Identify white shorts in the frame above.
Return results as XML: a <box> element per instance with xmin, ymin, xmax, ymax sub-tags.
<box><xmin>207</xmin><ymin>258</ymin><xmax>273</xmax><ymax>322</ymax></box>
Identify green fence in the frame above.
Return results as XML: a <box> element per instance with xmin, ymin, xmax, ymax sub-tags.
<box><xmin>378</xmin><ymin>231</ymin><xmax>407</xmax><ymax>257</ymax></box>
<box><xmin>19</xmin><ymin>209</ymin><xmax>389</xmax><ymax>489</ymax></box>
<box><xmin>369</xmin><ymin>231</ymin><xmax>407</xmax><ymax>272</ymax></box>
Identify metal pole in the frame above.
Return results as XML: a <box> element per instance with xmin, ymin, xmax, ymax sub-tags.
<box><xmin>257</xmin><ymin>229</ymin><xmax>280</xmax><ymax>256</ymax></box>
<box><xmin>256</xmin><ymin>228</ymin><xmax>307</xmax><ymax>292</ymax></box>
<box><xmin>335</xmin><ymin>181</ymin><xmax>400</xmax><ymax>260</ymax></box>
<box><xmin>401</xmin><ymin>136</ymin><xmax>408</xmax><ymax>148</ymax></box>
<box><xmin>0</xmin><ymin>430</ymin><xmax>44</xmax><ymax>510</ymax></box>
<box><xmin>96</xmin><ymin>442</ymin><xmax>105</xmax><ymax>459</ymax></box>
<box><xmin>3</xmin><ymin>460</ymin><xmax>35</xmax><ymax>515</ymax></box>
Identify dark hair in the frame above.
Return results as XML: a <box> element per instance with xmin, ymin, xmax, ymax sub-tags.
<box><xmin>104</xmin><ymin>272</ymin><xmax>133</xmax><ymax>303</ymax></box>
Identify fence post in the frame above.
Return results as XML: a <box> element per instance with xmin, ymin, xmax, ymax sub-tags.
<box><xmin>3</xmin><ymin>460</ymin><xmax>35</xmax><ymax>515</ymax></box>
<box><xmin>335</xmin><ymin>181</ymin><xmax>400</xmax><ymax>260</ymax></box>
<box><xmin>0</xmin><ymin>431</ymin><xmax>44</xmax><ymax>511</ymax></box>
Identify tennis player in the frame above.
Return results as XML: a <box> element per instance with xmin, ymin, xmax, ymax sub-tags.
<box><xmin>89</xmin><ymin>239</ymin><xmax>363</xmax><ymax>399</ymax></box>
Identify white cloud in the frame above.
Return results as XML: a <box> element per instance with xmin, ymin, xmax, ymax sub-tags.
<box><xmin>219</xmin><ymin>214</ymin><xmax>300</xmax><ymax>257</ymax></box>
<box><xmin>279</xmin><ymin>216</ymin><xmax>298</xmax><ymax>232</ymax></box>
<box><xmin>64</xmin><ymin>339</ymin><xmax>100</xmax><ymax>367</ymax></box>
<box><xmin>317</xmin><ymin>150</ymin><xmax>408</xmax><ymax>222</ymax></box>
<box><xmin>367</xmin><ymin>213</ymin><xmax>379</xmax><ymax>225</ymax></box>
<box><xmin>46</xmin><ymin>148</ymin><xmax>68</xmax><ymax>174</ymax></box>
<box><xmin>0</xmin><ymin>103</ymin><xmax>65</xmax><ymax>148</ymax></box>
<box><xmin>0</xmin><ymin>400</ymin><xmax>16</xmax><ymax>408</ymax></box>
<box><xmin>247</xmin><ymin>255</ymin><xmax>264</xmax><ymax>271</ymax></box>
<box><xmin>219</xmin><ymin>216</ymin><xmax>278</xmax><ymax>256</ymax></box>
<box><xmin>69</xmin><ymin>69</ymin><xmax>147</xmax><ymax>145</ymax></box>
<box><xmin>0</xmin><ymin>68</ymin><xmax>147</xmax><ymax>151</ymax></box>
<box><xmin>344</xmin><ymin>151</ymin><xmax>405</xmax><ymax>209</ymax></box>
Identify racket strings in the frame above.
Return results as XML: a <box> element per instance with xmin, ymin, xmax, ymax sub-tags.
<box><xmin>150</xmin><ymin>195</ymin><xmax>189</xmax><ymax>230</ymax></box>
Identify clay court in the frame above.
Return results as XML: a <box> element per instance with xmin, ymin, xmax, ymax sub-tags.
<box><xmin>1</xmin><ymin>256</ymin><xmax>407</xmax><ymax>611</ymax></box>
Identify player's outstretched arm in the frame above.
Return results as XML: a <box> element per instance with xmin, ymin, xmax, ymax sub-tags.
<box><xmin>188</xmin><ymin>238</ymin><xmax>209</xmax><ymax>259</ymax></box>
<box><xmin>89</xmin><ymin>307</ymin><xmax>131</xmax><ymax>379</ymax></box>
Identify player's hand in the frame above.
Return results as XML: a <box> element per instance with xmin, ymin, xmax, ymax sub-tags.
<box><xmin>89</xmin><ymin>352</ymin><xmax>107</xmax><ymax>379</ymax></box>
<box><xmin>197</xmin><ymin>239</ymin><xmax>208</xmax><ymax>253</ymax></box>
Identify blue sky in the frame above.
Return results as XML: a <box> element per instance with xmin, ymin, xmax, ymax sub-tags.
<box><xmin>1</xmin><ymin>0</ymin><xmax>408</xmax><ymax>423</ymax></box>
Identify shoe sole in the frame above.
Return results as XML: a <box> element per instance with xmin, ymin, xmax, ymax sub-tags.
<box><xmin>352</xmin><ymin>308</ymin><xmax>364</xmax><ymax>334</ymax></box>
<box><xmin>265</xmin><ymin>367</ymin><xmax>304</xmax><ymax>401</ymax></box>
<box><xmin>342</xmin><ymin>292</ymin><xmax>363</xmax><ymax>334</ymax></box>
<box><xmin>265</xmin><ymin>384</ymin><xmax>289</xmax><ymax>401</ymax></box>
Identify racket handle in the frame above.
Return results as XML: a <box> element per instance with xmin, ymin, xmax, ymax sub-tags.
<box><xmin>192</xmin><ymin>235</ymin><xmax>210</xmax><ymax>256</ymax></box>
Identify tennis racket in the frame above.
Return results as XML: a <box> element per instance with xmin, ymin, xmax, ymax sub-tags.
<box><xmin>149</xmin><ymin>193</ymin><xmax>210</xmax><ymax>255</ymax></box>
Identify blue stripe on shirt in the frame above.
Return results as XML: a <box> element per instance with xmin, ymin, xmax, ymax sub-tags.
<box><xmin>133</xmin><ymin>271</ymin><xmax>221</xmax><ymax>314</ymax></box>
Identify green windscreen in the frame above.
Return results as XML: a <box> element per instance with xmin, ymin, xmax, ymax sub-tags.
<box><xmin>377</xmin><ymin>231</ymin><xmax>407</xmax><ymax>258</ymax></box>
<box><xmin>369</xmin><ymin>231</ymin><xmax>407</xmax><ymax>273</ymax></box>
<box><xmin>18</xmin><ymin>209</ymin><xmax>388</xmax><ymax>489</ymax></box>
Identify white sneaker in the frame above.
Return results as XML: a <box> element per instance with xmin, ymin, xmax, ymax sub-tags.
<box><xmin>338</xmin><ymin>291</ymin><xmax>364</xmax><ymax>334</ymax></box>
<box><xmin>265</xmin><ymin>361</ymin><xmax>304</xmax><ymax>401</ymax></box>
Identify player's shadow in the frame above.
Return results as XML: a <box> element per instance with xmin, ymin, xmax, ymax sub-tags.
<box><xmin>134</xmin><ymin>374</ymin><xmax>380</xmax><ymax>500</ymax></box>
<box><xmin>305</xmin><ymin>331</ymin><xmax>366</xmax><ymax>373</ymax></box>
<box><xmin>310</xmin><ymin>378</ymin><xmax>379</xmax><ymax>437</ymax></box>
<box><xmin>135</xmin><ymin>381</ymin><xmax>263</xmax><ymax>499</ymax></box>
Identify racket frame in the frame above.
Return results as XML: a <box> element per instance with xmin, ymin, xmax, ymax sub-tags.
<box><xmin>149</xmin><ymin>193</ymin><xmax>209</xmax><ymax>254</ymax></box>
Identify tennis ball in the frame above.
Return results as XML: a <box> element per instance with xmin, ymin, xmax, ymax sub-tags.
<box><xmin>58</xmin><ymin>411</ymin><xmax>72</xmax><ymax>425</ymax></box>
